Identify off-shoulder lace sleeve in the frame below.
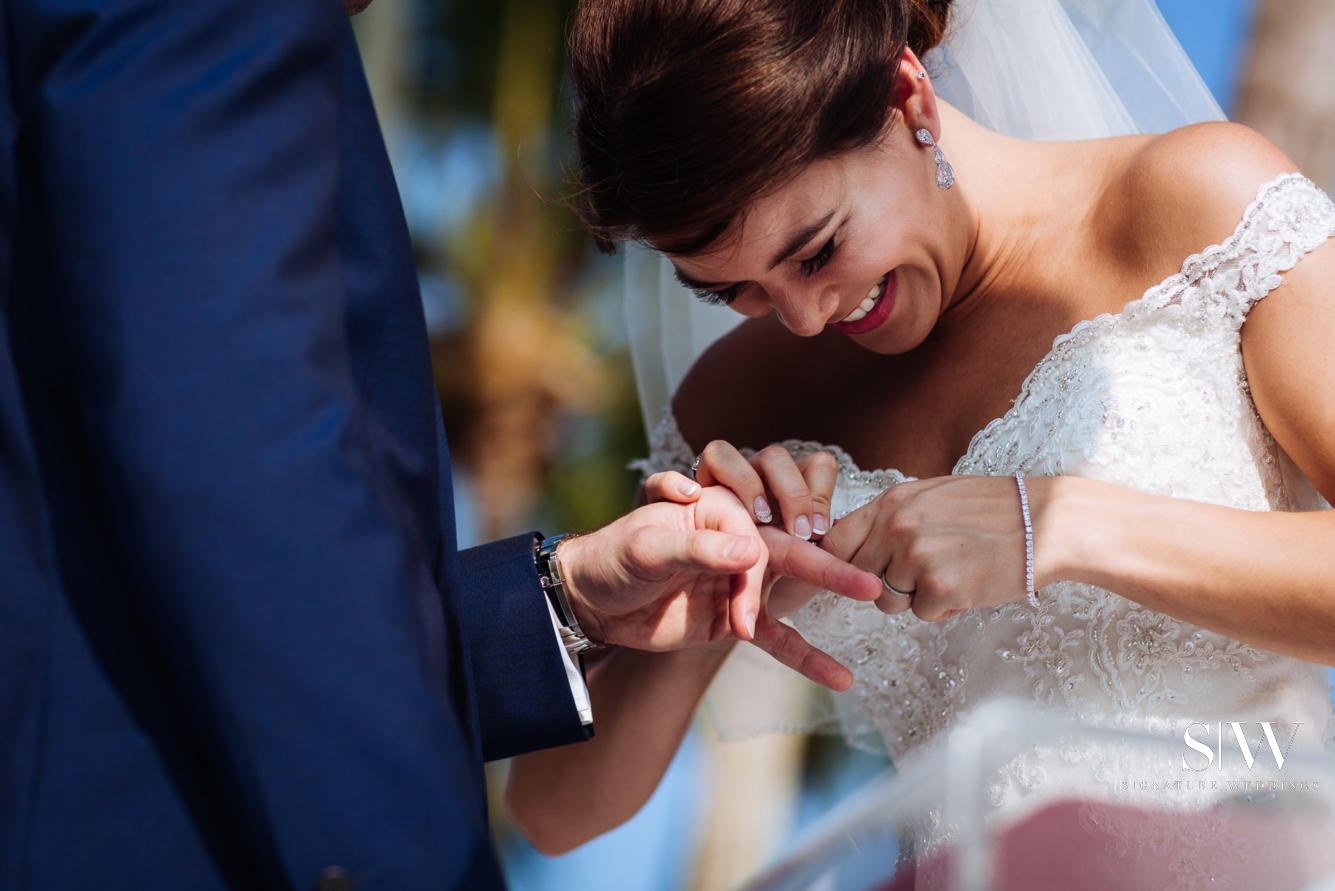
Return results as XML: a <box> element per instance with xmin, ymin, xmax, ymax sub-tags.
<box><xmin>1178</xmin><ymin>173</ymin><xmax>1335</xmax><ymax>328</ymax></box>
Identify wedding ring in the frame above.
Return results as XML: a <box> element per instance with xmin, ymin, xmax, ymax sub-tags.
<box><xmin>881</xmin><ymin>572</ymin><xmax>915</xmax><ymax>598</ymax></box>
<box><xmin>689</xmin><ymin>453</ymin><xmax>703</xmax><ymax>481</ymax></box>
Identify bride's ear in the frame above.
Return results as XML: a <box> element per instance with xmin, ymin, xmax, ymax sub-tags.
<box><xmin>894</xmin><ymin>46</ymin><xmax>942</xmax><ymax>142</ymax></box>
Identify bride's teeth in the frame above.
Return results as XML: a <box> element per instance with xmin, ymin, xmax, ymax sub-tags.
<box><xmin>839</xmin><ymin>277</ymin><xmax>889</xmax><ymax>324</ymax></box>
<box><xmin>838</xmin><ymin>276</ymin><xmax>890</xmax><ymax>324</ymax></box>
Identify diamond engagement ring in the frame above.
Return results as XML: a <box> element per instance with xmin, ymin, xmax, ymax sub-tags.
<box><xmin>689</xmin><ymin>453</ymin><xmax>703</xmax><ymax>481</ymax></box>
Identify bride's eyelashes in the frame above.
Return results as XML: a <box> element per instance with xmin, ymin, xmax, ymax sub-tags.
<box><xmin>691</xmin><ymin>284</ymin><xmax>742</xmax><ymax>306</ymax></box>
<box><xmin>687</xmin><ymin>235</ymin><xmax>837</xmax><ymax>306</ymax></box>
<box><xmin>799</xmin><ymin>237</ymin><xmax>837</xmax><ymax>276</ymax></box>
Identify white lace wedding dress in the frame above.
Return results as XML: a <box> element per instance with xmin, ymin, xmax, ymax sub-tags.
<box><xmin>637</xmin><ymin>174</ymin><xmax>1335</xmax><ymax>884</ymax></box>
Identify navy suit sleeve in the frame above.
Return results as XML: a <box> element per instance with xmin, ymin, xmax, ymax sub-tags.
<box><xmin>458</xmin><ymin>533</ymin><xmax>594</xmax><ymax>762</ymax></box>
<box><xmin>12</xmin><ymin>0</ymin><xmax>567</xmax><ymax>885</ymax></box>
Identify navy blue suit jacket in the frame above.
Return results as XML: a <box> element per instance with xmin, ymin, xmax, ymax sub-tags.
<box><xmin>0</xmin><ymin>0</ymin><xmax>590</xmax><ymax>887</ymax></box>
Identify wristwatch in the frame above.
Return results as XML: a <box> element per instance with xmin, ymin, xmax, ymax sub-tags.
<box><xmin>534</xmin><ymin>534</ymin><xmax>602</xmax><ymax>656</ymax></box>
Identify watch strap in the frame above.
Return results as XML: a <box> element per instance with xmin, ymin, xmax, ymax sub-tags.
<box><xmin>534</xmin><ymin>534</ymin><xmax>602</xmax><ymax>656</ymax></box>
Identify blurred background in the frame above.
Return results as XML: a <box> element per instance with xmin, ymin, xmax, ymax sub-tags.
<box><xmin>348</xmin><ymin>2</ymin><xmax>1334</xmax><ymax>888</ymax></box>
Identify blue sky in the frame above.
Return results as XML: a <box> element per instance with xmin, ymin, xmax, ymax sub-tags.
<box><xmin>1159</xmin><ymin>0</ymin><xmax>1256</xmax><ymax>113</ymax></box>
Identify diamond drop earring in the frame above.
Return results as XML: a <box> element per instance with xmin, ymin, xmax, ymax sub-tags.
<box><xmin>915</xmin><ymin>128</ymin><xmax>955</xmax><ymax>191</ymax></box>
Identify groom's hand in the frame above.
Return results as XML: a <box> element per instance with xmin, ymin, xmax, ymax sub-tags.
<box><xmin>556</xmin><ymin>487</ymin><xmax>881</xmax><ymax>691</ymax></box>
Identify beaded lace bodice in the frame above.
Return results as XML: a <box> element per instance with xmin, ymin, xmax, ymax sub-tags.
<box><xmin>637</xmin><ymin>175</ymin><xmax>1335</xmax><ymax>775</ymax></box>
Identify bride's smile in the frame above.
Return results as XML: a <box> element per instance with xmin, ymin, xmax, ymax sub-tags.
<box><xmin>832</xmin><ymin>271</ymin><xmax>894</xmax><ymax>333</ymax></box>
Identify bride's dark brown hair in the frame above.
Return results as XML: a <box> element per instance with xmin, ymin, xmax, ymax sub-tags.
<box><xmin>568</xmin><ymin>0</ymin><xmax>954</xmax><ymax>254</ymax></box>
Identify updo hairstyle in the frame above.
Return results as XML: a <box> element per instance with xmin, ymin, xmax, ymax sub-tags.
<box><xmin>567</xmin><ymin>0</ymin><xmax>955</xmax><ymax>254</ymax></box>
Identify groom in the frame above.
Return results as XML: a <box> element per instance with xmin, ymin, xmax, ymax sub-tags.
<box><xmin>0</xmin><ymin>0</ymin><xmax>879</xmax><ymax>889</ymax></box>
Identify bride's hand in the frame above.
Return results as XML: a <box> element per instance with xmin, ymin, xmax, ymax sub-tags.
<box><xmin>688</xmin><ymin>439</ymin><xmax>838</xmax><ymax>541</ymax></box>
<box><xmin>821</xmin><ymin>475</ymin><xmax>1053</xmax><ymax>621</ymax></box>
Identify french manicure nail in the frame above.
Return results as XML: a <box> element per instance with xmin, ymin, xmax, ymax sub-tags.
<box><xmin>754</xmin><ymin>497</ymin><xmax>773</xmax><ymax>524</ymax></box>
<box><xmin>678</xmin><ymin>479</ymin><xmax>701</xmax><ymax>497</ymax></box>
<box><xmin>813</xmin><ymin>514</ymin><xmax>829</xmax><ymax>536</ymax></box>
<box><xmin>794</xmin><ymin>515</ymin><xmax>812</xmax><ymax>540</ymax></box>
<box><xmin>745</xmin><ymin>608</ymin><xmax>758</xmax><ymax>637</ymax></box>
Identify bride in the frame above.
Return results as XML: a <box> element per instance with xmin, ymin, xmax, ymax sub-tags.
<box><xmin>508</xmin><ymin>0</ymin><xmax>1335</xmax><ymax>880</ymax></box>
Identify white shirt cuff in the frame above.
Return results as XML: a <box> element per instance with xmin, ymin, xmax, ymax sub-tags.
<box><xmin>543</xmin><ymin>593</ymin><xmax>593</xmax><ymax>727</ymax></box>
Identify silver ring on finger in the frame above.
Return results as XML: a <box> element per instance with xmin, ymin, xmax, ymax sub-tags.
<box><xmin>881</xmin><ymin>571</ymin><xmax>915</xmax><ymax>598</ymax></box>
<box><xmin>689</xmin><ymin>453</ymin><xmax>703</xmax><ymax>481</ymax></box>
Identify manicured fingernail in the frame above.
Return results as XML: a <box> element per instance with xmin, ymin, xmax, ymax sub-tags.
<box><xmin>745</xmin><ymin>607</ymin><xmax>758</xmax><ymax>637</ymax></box>
<box><xmin>794</xmin><ymin>515</ymin><xmax>812</xmax><ymax>540</ymax></box>
<box><xmin>753</xmin><ymin>497</ymin><xmax>773</xmax><ymax>524</ymax></box>
<box><xmin>813</xmin><ymin>514</ymin><xmax>829</xmax><ymax>536</ymax></box>
<box><xmin>678</xmin><ymin>479</ymin><xmax>701</xmax><ymax>497</ymax></box>
<box><xmin>724</xmin><ymin>537</ymin><xmax>752</xmax><ymax>561</ymax></box>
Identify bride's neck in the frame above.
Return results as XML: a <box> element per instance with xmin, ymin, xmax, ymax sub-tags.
<box><xmin>936</xmin><ymin>101</ymin><xmax>1117</xmax><ymax>311</ymax></box>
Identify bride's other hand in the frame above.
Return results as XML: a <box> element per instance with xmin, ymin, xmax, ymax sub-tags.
<box><xmin>558</xmin><ymin>486</ymin><xmax>881</xmax><ymax>690</ymax></box>
<box><xmin>821</xmin><ymin>475</ymin><xmax>1058</xmax><ymax>622</ymax></box>
<box><xmin>691</xmin><ymin>439</ymin><xmax>838</xmax><ymax>541</ymax></box>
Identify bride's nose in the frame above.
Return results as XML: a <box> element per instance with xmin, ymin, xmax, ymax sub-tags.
<box><xmin>770</xmin><ymin>283</ymin><xmax>839</xmax><ymax>337</ymax></box>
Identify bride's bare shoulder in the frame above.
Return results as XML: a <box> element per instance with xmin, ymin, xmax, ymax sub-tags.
<box><xmin>670</xmin><ymin>316</ymin><xmax>863</xmax><ymax>453</ymax></box>
<box><xmin>1103</xmin><ymin>122</ymin><xmax>1301</xmax><ymax>267</ymax></box>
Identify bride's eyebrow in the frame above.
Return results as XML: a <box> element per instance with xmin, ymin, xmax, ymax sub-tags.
<box><xmin>767</xmin><ymin>209</ymin><xmax>837</xmax><ymax>270</ymax></box>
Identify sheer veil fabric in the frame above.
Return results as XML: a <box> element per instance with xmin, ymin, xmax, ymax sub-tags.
<box><xmin>623</xmin><ymin>0</ymin><xmax>1223</xmax><ymax>439</ymax></box>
